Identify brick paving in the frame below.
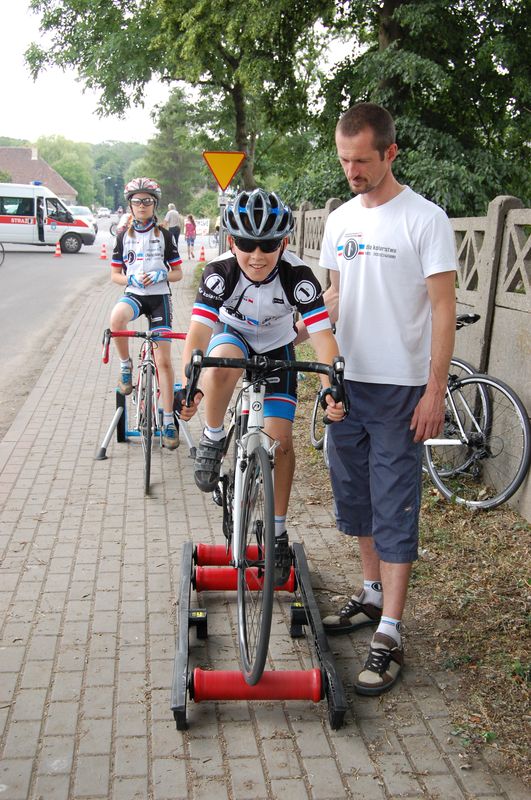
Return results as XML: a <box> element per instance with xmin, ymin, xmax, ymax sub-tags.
<box><xmin>0</xmin><ymin>260</ymin><xmax>528</xmax><ymax>799</ymax></box>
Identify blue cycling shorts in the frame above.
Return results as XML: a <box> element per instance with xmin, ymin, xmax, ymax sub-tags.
<box><xmin>207</xmin><ymin>325</ymin><xmax>297</xmax><ymax>421</ymax></box>
<box><xmin>327</xmin><ymin>381</ymin><xmax>425</xmax><ymax>564</ymax></box>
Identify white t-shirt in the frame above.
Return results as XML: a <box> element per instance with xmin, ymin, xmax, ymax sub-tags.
<box><xmin>164</xmin><ymin>209</ymin><xmax>180</xmax><ymax>227</ymax></box>
<box><xmin>319</xmin><ymin>187</ymin><xmax>457</xmax><ymax>385</ymax></box>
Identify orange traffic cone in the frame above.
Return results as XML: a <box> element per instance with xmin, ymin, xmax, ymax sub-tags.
<box><xmin>99</xmin><ymin>242</ymin><xmax>108</xmax><ymax>260</ymax></box>
<box><xmin>53</xmin><ymin>241</ymin><xmax>62</xmax><ymax>257</ymax></box>
<box><xmin>197</xmin><ymin>245</ymin><xmax>206</xmax><ymax>263</ymax></box>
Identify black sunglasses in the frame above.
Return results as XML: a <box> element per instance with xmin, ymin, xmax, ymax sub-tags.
<box><xmin>232</xmin><ymin>236</ymin><xmax>283</xmax><ymax>254</ymax></box>
<box><xmin>130</xmin><ymin>198</ymin><xmax>155</xmax><ymax>207</ymax></box>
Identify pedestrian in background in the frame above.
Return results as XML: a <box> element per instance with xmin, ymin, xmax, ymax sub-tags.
<box><xmin>164</xmin><ymin>202</ymin><xmax>181</xmax><ymax>245</ymax></box>
<box><xmin>185</xmin><ymin>214</ymin><xmax>196</xmax><ymax>259</ymax></box>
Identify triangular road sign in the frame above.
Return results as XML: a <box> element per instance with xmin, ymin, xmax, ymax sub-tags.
<box><xmin>203</xmin><ymin>151</ymin><xmax>246</xmax><ymax>191</ymax></box>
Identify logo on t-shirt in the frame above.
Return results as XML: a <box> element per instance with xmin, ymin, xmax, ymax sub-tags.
<box><xmin>343</xmin><ymin>239</ymin><xmax>360</xmax><ymax>260</ymax></box>
<box><xmin>126</xmin><ymin>250</ymin><xmax>137</xmax><ymax>266</ymax></box>
<box><xmin>294</xmin><ymin>280</ymin><xmax>317</xmax><ymax>304</ymax></box>
<box><xmin>204</xmin><ymin>273</ymin><xmax>225</xmax><ymax>295</ymax></box>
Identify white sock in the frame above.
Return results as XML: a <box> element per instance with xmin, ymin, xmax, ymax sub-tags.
<box><xmin>275</xmin><ymin>516</ymin><xmax>286</xmax><ymax>538</ymax></box>
<box><xmin>204</xmin><ymin>424</ymin><xmax>225</xmax><ymax>442</ymax></box>
<box><xmin>376</xmin><ymin>616</ymin><xmax>402</xmax><ymax>647</ymax></box>
<box><xmin>120</xmin><ymin>358</ymin><xmax>131</xmax><ymax>368</ymax></box>
<box><xmin>363</xmin><ymin>579</ymin><xmax>383</xmax><ymax>608</ymax></box>
<box><xmin>163</xmin><ymin>412</ymin><xmax>174</xmax><ymax>426</ymax></box>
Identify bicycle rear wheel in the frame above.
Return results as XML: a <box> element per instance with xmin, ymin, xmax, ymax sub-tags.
<box><xmin>139</xmin><ymin>365</ymin><xmax>154</xmax><ymax>494</ymax></box>
<box><xmin>237</xmin><ymin>445</ymin><xmax>275</xmax><ymax>685</ymax></box>
<box><xmin>310</xmin><ymin>391</ymin><xmax>325</xmax><ymax>450</ymax></box>
<box><xmin>425</xmin><ymin>375</ymin><xmax>531</xmax><ymax>509</ymax></box>
<box><xmin>449</xmin><ymin>357</ymin><xmax>477</xmax><ymax>380</ymax></box>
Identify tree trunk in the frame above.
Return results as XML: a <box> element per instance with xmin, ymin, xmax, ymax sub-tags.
<box><xmin>232</xmin><ymin>81</ymin><xmax>257</xmax><ymax>190</ymax></box>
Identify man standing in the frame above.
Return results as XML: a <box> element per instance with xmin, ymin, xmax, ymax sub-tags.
<box><xmin>164</xmin><ymin>202</ymin><xmax>181</xmax><ymax>245</ymax></box>
<box><xmin>304</xmin><ymin>103</ymin><xmax>457</xmax><ymax>695</ymax></box>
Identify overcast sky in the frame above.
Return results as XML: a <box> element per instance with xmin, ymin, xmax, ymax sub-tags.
<box><xmin>3</xmin><ymin>1</ymin><xmax>171</xmax><ymax>145</ymax></box>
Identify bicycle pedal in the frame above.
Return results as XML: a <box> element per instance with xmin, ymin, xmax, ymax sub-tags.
<box><xmin>211</xmin><ymin>485</ymin><xmax>223</xmax><ymax>507</ymax></box>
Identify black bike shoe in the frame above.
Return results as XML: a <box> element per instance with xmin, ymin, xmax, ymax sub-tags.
<box><xmin>274</xmin><ymin>531</ymin><xmax>292</xmax><ymax>587</ymax></box>
<box><xmin>322</xmin><ymin>589</ymin><xmax>382</xmax><ymax>635</ymax></box>
<box><xmin>194</xmin><ymin>435</ymin><xmax>226</xmax><ymax>492</ymax></box>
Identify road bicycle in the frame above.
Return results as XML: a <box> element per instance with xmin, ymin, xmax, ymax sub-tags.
<box><xmin>0</xmin><ymin>241</ymin><xmax>5</xmax><ymax>266</ymax></box>
<box><xmin>184</xmin><ymin>350</ymin><xmax>347</xmax><ymax>685</ymax></box>
<box><xmin>102</xmin><ymin>328</ymin><xmax>193</xmax><ymax>494</ymax></box>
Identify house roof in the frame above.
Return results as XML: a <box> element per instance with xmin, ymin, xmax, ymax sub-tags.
<box><xmin>0</xmin><ymin>148</ymin><xmax>77</xmax><ymax>199</ymax></box>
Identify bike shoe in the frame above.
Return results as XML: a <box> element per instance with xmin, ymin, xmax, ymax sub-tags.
<box><xmin>354</xmin><ymin>632</ymin><xmax>404</xmax><ymax>696</ymax></box>
<box><xmin>162</xmin><ymin>422</ymin><xmax>179</xmax><ymax>450</ymax></box>
<box><xmin>117</xmin><ymin>359</ymin><xmax>133</xmax><ymax>395</ymax></box>
<box><xmin>194</xmin><ymin>435</ymin><xmax>226</xmax><ymax>492</ymax></box>
<box><xmin>322</xmin><ymin>589</ymin><xmax>382</xmax><ymax>635</ymax></box>
<box><xmin>274</xmin><ymin>531</ymin><xmax>292</xmax><ymax>587</ymax></box>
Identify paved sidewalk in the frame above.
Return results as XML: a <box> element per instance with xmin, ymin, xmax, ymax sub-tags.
<box><xmin>0</xmin><ymin>264</ymin><xmax>527</xmax><ymax>800</ymax></box>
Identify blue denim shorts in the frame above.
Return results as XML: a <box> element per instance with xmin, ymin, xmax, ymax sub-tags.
<box><xmin>327</xmin><ymin>381</ymin><xmax>425</xmax><ymax>564</ymax></box>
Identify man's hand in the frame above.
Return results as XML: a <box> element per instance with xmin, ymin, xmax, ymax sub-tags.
<box><xmin>320</xmin><ymin>390</ymin><xmax>346</xmax><ymax>423</ymax></box>
<box><xmin>410</xmin><ymin>387</ymin><xmax>446</xmax><ymax>442</ymax></box>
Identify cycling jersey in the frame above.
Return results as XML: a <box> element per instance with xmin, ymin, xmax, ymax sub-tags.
<box><xmin>192</xmin><ymin>249</ymin><xmax>331</xmax><ymax>353</ymax></box>
<box><xmin>111</xmin><ymin>221</ymin><xmax>182</xmax><ymax>296</ymax></box>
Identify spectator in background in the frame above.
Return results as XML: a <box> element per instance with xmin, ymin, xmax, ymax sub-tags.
<box><xmin>164</xmin><ymin>202</ymin><xmax>181</xmax><ymax>245</ymax></box>
<box><xmin>185</xmin><ymin>214</ymin><xmax>197</xmax><ymax>259</ymax></box>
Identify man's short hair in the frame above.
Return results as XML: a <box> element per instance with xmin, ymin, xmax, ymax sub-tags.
<box><xmin>336</xmin><ymin>103</ymin><xmax>396</xmax><ymax>158</ymax></box>
<box><xmin>168</xmin><ymin>202</ymin><xmax>176</xmax><ymax>210</ymax></box>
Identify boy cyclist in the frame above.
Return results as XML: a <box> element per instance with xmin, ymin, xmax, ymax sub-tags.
<box><xmin>177</xmin><ymin>188</ymin><xmax>344</xmax><ymax>583</ymax></box>
<box><xmin>110</xmin><ymin>177</ymin><xmax>183</xmax><ymax>449</ymax></box>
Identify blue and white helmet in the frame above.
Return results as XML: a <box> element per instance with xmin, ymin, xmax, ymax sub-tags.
<box><xmin>224</xmin><ymin>188</ymin><xmax>294</xmax><ymax>241</ymax></box>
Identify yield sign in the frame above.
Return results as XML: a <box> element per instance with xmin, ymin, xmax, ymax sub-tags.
<box><xmin>203</xmin><ymin>151</ymin><xmax>246</xmax><ymax>191</ymax></box>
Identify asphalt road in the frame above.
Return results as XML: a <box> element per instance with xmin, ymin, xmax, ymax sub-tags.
<box><xmin>0</xmin><ymin>223</ymin><xmax>114</xmax><ymax>440</ymax></box>
<box><xmin>0</xmin><ymin>217</ymin><xmax>216</xmax><ymax>440</ymax></box>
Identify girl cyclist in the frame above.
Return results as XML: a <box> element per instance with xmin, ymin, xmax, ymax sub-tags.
<box><xmin>109</xmin><ymin>177</ymin><xmax>183</xmax><ymax>449</ymax></box>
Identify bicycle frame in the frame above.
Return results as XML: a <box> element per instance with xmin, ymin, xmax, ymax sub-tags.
<box><xmin>133</xmin><ymin>335</ymin><xmax>160</xmax><ymax>438</ymax></box>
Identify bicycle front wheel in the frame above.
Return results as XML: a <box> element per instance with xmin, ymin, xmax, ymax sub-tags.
<box><xmin>237</xmin><ymin>445</ymin><xmax>275</xmax><ymax>685</ymax></box>
<box><xmin>0</xmin><ymin>242</ymin><xmax>5</xmax><ymax>266</ymax></box>
<box><xmin>425</xmin><ymin>375</ymin><xmax>531</xmax><ymax>509</ymax></box>
<box><xmin>139</xmin><ymin>365</ymin><xmax>154</xmax><ymax>494</ymax></box>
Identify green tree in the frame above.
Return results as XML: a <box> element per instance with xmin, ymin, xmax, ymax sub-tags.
<box><xmin>26</xmin><ymin>0</ymin><xmax>333</xmax><ymax>188</ymax></box>
<box><xmin>311</xmin><ymin>0</ymin><xmax>531</xmax><ymax>214</ymax></box>
<box><xmin>36</xmin><ymin>135</ymin><xmax>95</xmax><ymax>204</ymax></box>
<box><xmin>92</xmin><ymin>141</ymin><xmax>147</xmax><ymax>207</ymax></box>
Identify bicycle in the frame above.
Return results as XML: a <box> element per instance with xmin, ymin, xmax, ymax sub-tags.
<box><xmin>102</xmin><ymin>328</ymin><xmax>191</xmax><ymax>494</ymax></box>
<box><xmin>184</xmin><ymin>350</ymin><xmax>347</xmax><ymax>685</ymax></box>
<box><xmin>208</xmin><ymin>231</ymin><xmax>219</xmax><ymax>248</ymax></box>
<box><xmin>0</xmin><ymin>242</ymin><xmax>5</xmax><ymax>266</ymax></box>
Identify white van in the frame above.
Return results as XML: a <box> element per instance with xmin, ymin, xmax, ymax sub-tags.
<box><xmin>0</xmin><ymin>182</ymin><xmax>96</xmax><ymax>253</ymax></box>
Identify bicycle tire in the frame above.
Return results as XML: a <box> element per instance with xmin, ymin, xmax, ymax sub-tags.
<box><xmin>219</xmin><ymin>410</ymin><xmax>241</xmax><ymax>540</ymax></box>
<box><xmin>449</xmin><ymin>357</ymin><xmax>477</xmax><ymax>380</ymax></box>
<box><xmin>0</xmin><ymin>242</ymin><xmax>5</xmax><ymax>266</ymax></box>
<box><xmin>116</xmin><ymin>391</ymin><xmax>126</xmax><ymax>442</ymax></box>
<box><xmin>425</xmin><ymin>374</ymin><xmax>531</xmax><ymax>509</ymax></box>
<box><xmin>322</xmin><ymin>423</ymin><xmax>330</xmax><ymax>469</ymax></box>
<box><xmin>310</xmin><ymin>391</ymin><xmax>325</xmax><ymax>450</ymax></box>
<box><xmin>139</xmin><ymin>365</ymin><xmax>153</xmax><ymax>494</ymax></box>
<box><xmin>237</xmin><ymin>445</ymin><xmax>275</xmax><ymax>685</ymax></box>
<box><xmin>109</xmin><ymin>222</ymin><xmax>118</xmax><ymax>237</ymax></box>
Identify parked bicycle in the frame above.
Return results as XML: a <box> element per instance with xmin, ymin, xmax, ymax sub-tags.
<box><xmin>101</xmin><ymin>329</ymin><xmax>193</xmax><ymax>494</ymax></box>
<box><xmin>0</xmin><ymin>241</ymin><xmax>5</xmax><ymax>266</ymax></box>
<box><xmin>184</xmin><ymin>349</ymin><xmax>347</xmax><ymax>685</ymax></box>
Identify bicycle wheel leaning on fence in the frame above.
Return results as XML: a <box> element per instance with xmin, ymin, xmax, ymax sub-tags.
<box><xmin>425</xmin><ymin>373</ymin><xmax>531</xmax><ymax>510</ymax></box>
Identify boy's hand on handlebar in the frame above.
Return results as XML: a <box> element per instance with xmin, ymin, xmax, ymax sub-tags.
<box><xmin>323</xmin><ymin>394</ymin><xmax>345</xmax><ymax>423</ymax></box>
<box><xmin>173</xmin><ymin>386</ymin><xmax>203</xmax><ymax>421</ymax></box>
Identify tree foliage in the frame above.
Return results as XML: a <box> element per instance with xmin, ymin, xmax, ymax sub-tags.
<box><xmin>36</xmin><ymin>135</ymin><xmax>94</xmax><ymax>204</ymax></box>
<box><xmin>27</xmin><ymin>0</ymin><xmax>333</xmax><ymax>189</ymax></box>
<box><xmin>312</xmin><ymin>0</ymin><xmax>531</xmax><ymax>214</ymax></box>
